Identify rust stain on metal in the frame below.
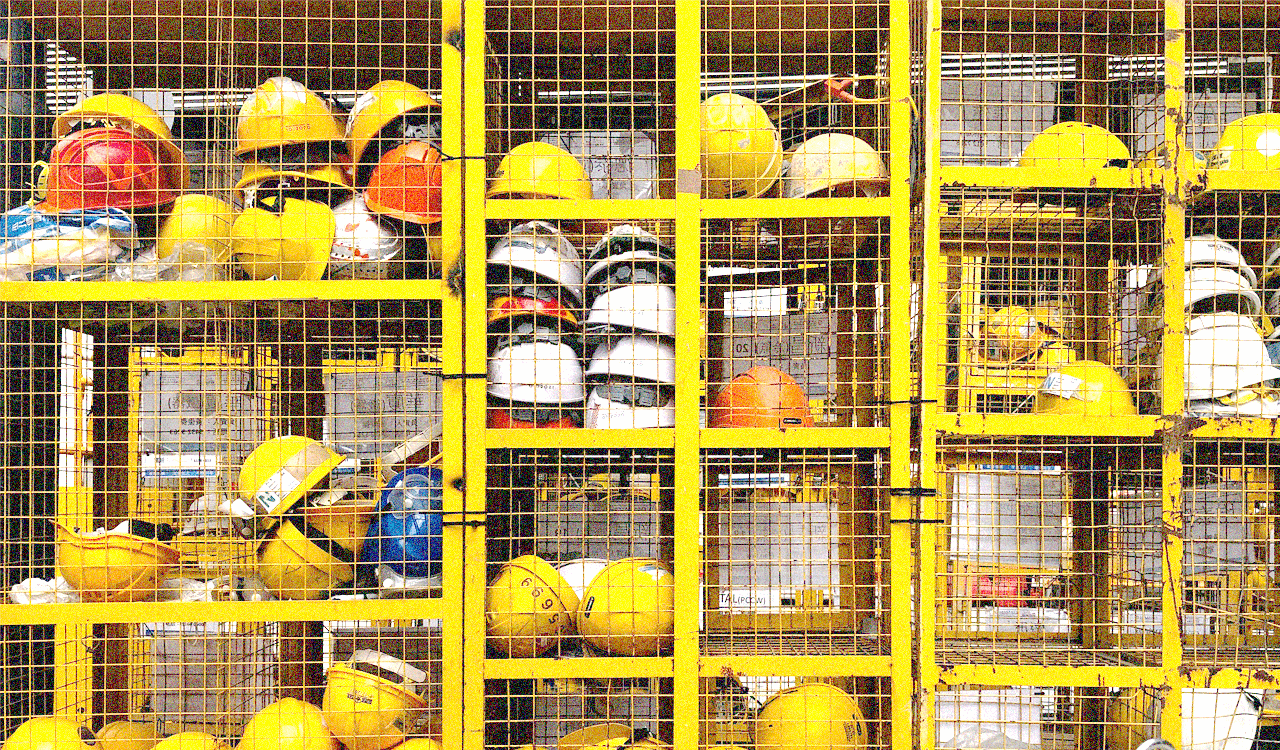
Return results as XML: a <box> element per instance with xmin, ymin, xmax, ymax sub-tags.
<box><xmin>447</xmin><ymin>257</ymin><xmax>464</xmax><ymax>299</ymax></box>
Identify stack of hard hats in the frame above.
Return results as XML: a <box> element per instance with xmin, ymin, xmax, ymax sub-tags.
<box><xmin>52</xmin><ymin>519</ymin><xmax>181</xmax><ymax>602</ymax></box>
<box><xmin>488</xmin><ymin>142</ymin><xmax>594</xmax><ymax>201</ymax></box>
<box><xmin>486</xmin><ymin>221</ymin><xmax>586</xmax><ymax>428</ymax></box>
<box><xmin>238</xmin><ymin>698</ymin><xmax>339</xmax><ymax>750</ymax></box>
<box><xmin>581</xmin><ymin>225</ymin><xmax>676</xmax><ymax>428</ymax></box>
<box><xmin>348</xmin><ymin>81</ymin><xmax>444</xmax><ymax>268</ymax></box>
<box><xmin>230</xmin><ymin>77</ymin><xmax>355</xmax><ymax>280</ymax></box>
<box><xmin>486</xmin><ymin>555</ymin><xmax>673</xmax><ymax>657</ymax></box>
<box><xmin>239</xmin><ymin>435</ymin><xmax>372</xmax><ymax>600</ymax></box>
<box><xmin>753</xmin><ymin>682</ymin><xmax>869</xmax><ymax>750</ymax></box>
<box><xmin>708</xmin><ymin>365</ymin><xmax>814</xmax><ymax>428</ymax></box>
<box><xmin>322</xmin><ymin>649</ymin><xmax>429</xmax><ymax>750</ymax></box>
<box><xmin>701</xmin><ymin>93</ymin><xmax>782</xmax><ymax>198</ymax></box>
<box><xmin>358</xmin><ymin>467</ymin><xmax>444</xmax><ymax>593</ymax></box>
<box><xmin>1143</xmin><ymin>235</ymin><xmax>1280</xmax><ymax>416</ymax></box>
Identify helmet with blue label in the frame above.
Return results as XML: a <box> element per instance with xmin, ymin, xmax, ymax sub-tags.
<box><xmin>359</xmin><ymin>466</ymin><xmax>444</xmax><ymax>579</ymax></box>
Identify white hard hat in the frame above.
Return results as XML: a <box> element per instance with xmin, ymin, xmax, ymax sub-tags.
<box><xmin>555</xmin><ymin>557</ymin><xmax>610</xmax><ymax>601</ymax></box>
<box><xmin>329</xmin><ymin>196</ymin><xmax>402</xmax><ymax>279</ymax></box>
<box><xmin>781</xmin><ymin>132</ymin><xmax>888</xmax><ymax>199</ymax></box>
<box><xmin>585</xmin><ymin>284</ymin><xmax>676</xmax><ymax>338</ymax></box>
<box><xmin>1184</xmin><ymin>313</ymin><xmax>1280</xmax><ymax>400</ymax></box>
<box><xmin>1184</xmin><ymin>234</ymin><xmax>1257</xmax><ymax>286</ymax></box>
<box><xmin>584</xmin><ymin>335</ymin><xmax>676</xmax><ymax>384</ymax></box>
<box><xmin>488</xmin><ymin>327</ymin><xmax>585</xmax><ymax>404</ymax></box>
<box><xmin>586</xmin><ymin>224</ymin><xmax>673</xmax><ymax>265</ymax></box>
<box><xmin>488</xmin><ymin>220</ymin><xmax>584</xmax><ymax>305</ymax></box>
<box><xmin>583</xmin><ymin>381</ymin><xmax>676</xmax><ymax>429</ymax></box>
<box><xmin>1144</xmin><ymin>267</ymin><xmax>1262</xmax><ymax>317</ymax></box>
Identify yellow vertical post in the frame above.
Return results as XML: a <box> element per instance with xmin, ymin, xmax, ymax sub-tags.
<box><xmin>441</xmin><ymin>0</ymin><xmax>473</xmax><ymax>744</ymax></box>
<box><xmin>460</xmin><ymin>0</ymin><xmax>492</xmax><ymax>745</ymax></box>
<box><xmin>672</xmin><ymin>0</ymin><xmax>702</xmax><ymax>744</ymax></box>
<box><xmin>1161</xmin><ymin>0</ymin><xmax>1187</xmax><ymax>739</ymax></box>
<box><xmin>885</xmin><ymin>0</ymin><xmax>916</xmax><ymax>742</ymax></box>
<box><xmin>916</xmin><ymin>0</ymin><xmax>944</xmax><ymax>742</ymax></box>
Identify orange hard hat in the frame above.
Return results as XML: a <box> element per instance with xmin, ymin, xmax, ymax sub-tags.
<box><xmin>363</xmin><ymin>140</ymin><xmax>443</xmax><ymax>225</ymax></box>
<box><xmin>41</xmin><ymin>127</ymin><xmax>179</xmax><ymax>211</ymax></box>
<box><xmin>488</xmin><ymin>294</ymin><xmax>580</xmax><ymax>329</ymax></box>
<box><xmin>487</xmin><ymin>403</ymin><xmax>580</xmax><ymax>429</ymax></box>
<box><xmin>708</xmin><ymin>366</ymin><xmax>814</xmax><ymax>429</ymax></box>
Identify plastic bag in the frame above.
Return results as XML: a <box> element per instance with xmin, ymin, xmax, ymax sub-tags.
<box><xmin>0</xmin><ymin>204</ymin><xmax>136</xmax><ymax>280</ymax></box>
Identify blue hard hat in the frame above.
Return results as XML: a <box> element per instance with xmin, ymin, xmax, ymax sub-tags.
<box><xmin>359</xmin><ymin>466</ymin><xmax>444</xmax><ymax>578</ymax></box>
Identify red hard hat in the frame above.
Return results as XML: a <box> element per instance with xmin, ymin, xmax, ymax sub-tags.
<box><xmin>363</xmin><ymin>140</ymin><xmax>442</xmax><ymax>224</ymax></box>
<box><xmin>41</xmin><ymin>127</ymin><xmax>179</xmax><ymax>211</ymax></box>
<box><xmin>488</xmin><ymin>294</ymin><xmax>580</xmax><ymax>329</ymax></box>
<box><xmin>708</xmin><ymin>365</ymin><xmax>814</xmax><ymax>429</ymax></box>
<box><xmin>487</xmin><ymin>407</ymin><xmax>579</xmax><ymax>430</ymax></box>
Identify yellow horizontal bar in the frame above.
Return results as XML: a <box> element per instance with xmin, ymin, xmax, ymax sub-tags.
<box><xmin>1181</xmin><ymin>417</ymin><xmax>1280</xmax><ymax>439</ymax></box>
<box><xmin>0</xmin><ymin>597</ymin><xmax>445</xmax><ymax>625</ymax></box>
<box><xmin>1199</xmin><ymin>170</ymin><xmax>1280</xmax><ymax>193</ymax></box>
<box><xmin>939</xmin><ymin>166</ymin><xmax>1164</xmax><ymax>190</ymax></box>
<box><xmin>485</xmin><ymin>428</ymin><xmax>676</xmax><ymax>450</ymax></box>
<box><xmin>699</xmin><ymin>655</ymin><xmax>893</xmax><ymax>677</ymax></box>
<box><xmin>0</xmin><ymin>279</ymin><xmax>444</xmax><ymax>302</ymax></box>
<box><xmin>481</xmin><ymin>656</ymin><xmax>674</xmax><ymax>679</ymax></box>
<box><xmin>700</xmin><ymin>197</ymin><xmax>891</xmax><ymax>219</ymax></box>
<box><xmin>485</xmin><ymin>199</ymin><xmax>676</xmax><ymax>221</ymax></box>
<box><xmin>700</xmin><ymin>427</ymin><xmax>891</xmax><ymax>449</ymax></box>
<box><xmin>938</xmin><ymin>664</ymin><xmax>1166</xmax><ymax>688</ymax></box>
<box><xmin>1179</xmin><ymin>668</ymin><xmax>1280</xmax><ymax>690</ymax></box>
<box><xmin>936</xmin><ymin>413</ymin><xmax>1161</xmax><ymax>437</ymax></box>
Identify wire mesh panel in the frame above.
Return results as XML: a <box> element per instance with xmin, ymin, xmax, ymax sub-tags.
<box><xmin>485</xmin><ymin>678</ymin><xmax>670</xmax><ymax>749</ymax></box>
<box><xmin>935</xmin><ymin>190</ymin><xmax>1163</xmax><ymax>416</ymax></box>
<box><xmin>701</xmin><ymin>0</ymin><xmax>889</xmax><ymax>200</ymax></box>
<box><xmin>0</xmin><ymin>300</ymin><xmax>443</xmax><ymax>605</ymax></box>
<box><xmin>933</xmin><ymin>685</ymin><xmax>1127</xmax><ymax>750</ymax></box>
<box><xmin>484</xmin><ymin>449</ymin><xmax>672</xmax><ymax>660</ymax></box>
<box><xmin>935</xmin><ymin>440</ymin><xmax>1163</xmax><ymax>667</ymax></box>
<box><xmin>938</xmin><ymin>0</ymin><xmax>1163</xmax><ymax>170</ymax></box>
<box><xmin>702</xmin><ymin>220</ymin><xmax>889</xmax><ymax>428</ymax></box>
<box><xmin>700</xmin><ymin>675</ymin><xmax>890</xmax><ymax>750</ymax></box>
<box><xmin>0</xmin><ymin>620</ymin><xmax>442</xmax><ymax>746</ymax></box>
<box><xmin>1179</xmin><ymin>440</ymin><xmax>1280</xmax><ymax>668</ymax></box>
<box><xmin>0</xmin><ymin>0</ymin><xmax>446</xmax><ymax>283</ymax></box>
<box><xmin>701</xmin><ymin>449</ymin><xmax>887</xmax><ymax>656</ymax></box>
<box><xmin>483</xmin><ymin>0</ymin><xmax>673</xmax><ymax>200</ymax></box>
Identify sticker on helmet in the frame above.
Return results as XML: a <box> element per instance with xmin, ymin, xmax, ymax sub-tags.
<box><xmin>1040</xmin><ymin>371</ymin><xmax>1084</xmax><ymax>400</ymax></box>
<box><xmin>254</xmin><ymin>468</ymin><xmax>303</xmax><ymax>514</ymax></box>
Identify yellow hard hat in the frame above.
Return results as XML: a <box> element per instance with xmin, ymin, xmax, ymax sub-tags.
<box><xmin>487</xmin><ymin>142</ymin><xmax>593</xmax><ymax>200</ymax></box>
<box><xmin>235</xmin><ymin>162</ymin><xmax>352</xmax><ymax>195</ymax></box>
<box><xmin>1134</xmin><ymin>142</ymin><xmax>1208</xmax><ymax>175</ymax></box>
<box><xmin>53</xmin><ymin>521</ymin><xmax>180</xmax><ymax>602</ymax></box>
<box><xmin>237</xmin><ymin>698</ymin><xmax>338</xmax><ymax>750</ymax></box>
<box><xmin>151</xmin><ymin>733</ymin><xmax>228</xmax><ymax>750</ymax></box>
<box><xmin>700</xmin><ymin>93</ymin><xmax>782</xmax><ymax>198</ymax></box>
<box><xmin>322</xmin><ymin>650</ymin><xmax>429</xmax><ymax>750</ymax></box>
<box><xmin>156</xmin><ymin>194</ymin><xmax>234</xmax><ymax>264</ymax></box>
<box><xmin>95</xmin><ymin>722</ymin><xmax>161</xmax><ymax>750</ymax></box>
<box><xmin>54</xmin><ymin>93</ymin><xmax>191</xmax><ymax>191</ymax></box>
<box><xmin>557</xmin><ymin>724</ymin><xmax>632</xmax><ymax>750</ymax></box>
<box><xmin>577</xmin><ymin>558</ymin><xmax>673</xmax><ymax>656</ymax></box>
<box><xmin>782</xmin><ymin>133</ymin><xmax>887</xmax><ymax>199</ymax></box>
<box><xmin>302</xmin><ymin>498</ymin><xmax>378</xmax><ymax>558</ymax></box>
<box><xmin>1018</xmin><ymin>122</ymin><xmax>1131</xmax><ymax>169</ymax></box>
<box><xmin>754</xmin><ymin>683</ymin><xmax>869</xmax><ymax>750</ymax></box>
<box><xmin>256</xmin><ymin>520</ymin><xmax>353</xmax><ymax>600</ymax></box>
<box><xmin>984</xmin><ymin>306</ymin><xmax>1052</xmax><ymax>362</ymax></box>
<box><xmin>237</xmin><ymin>435</ymin><xmax>345</xmax><ymax>517</ymax></box>
<box><xmin>1033</xmin><ymin>360</ymin><xmax>1136</xmax><ymax>416</ymax></box>
<box><xmin>486</xmin><ymin>555</ymin><xmax>579</xmax><ymax>657</ymax></box>
<box><xmin>394</xmin><ymin>741</ymin><xmax>442</xmax><ymax>750</ymax></box>
<box><xmin>584</xmin><ymin>736</ymin><xmax>666</xmax><ymax>750</ymax></box>
<box><xmin>230</xmin><ymin>197</ymin><xmax>335</xmax><ymax>281</ymax></box>
<box><xmin>1208</xmin><ymin>113</ymin><xmax>1280</xmax><ymax>171</ymax></box>
<box><xmin>235</xmin><ymin>77</ymin><xmax>344</xmax><ymax>157</ymax></box>
<box><xmin>2</xmin><ymin>718</ymin><xmax>95</xmax><ymax>750</ymax></box>
<box><xmin>347</xmin><ymin>80</ymin><xmax>441</xmax><ymax>171</ymax></box>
